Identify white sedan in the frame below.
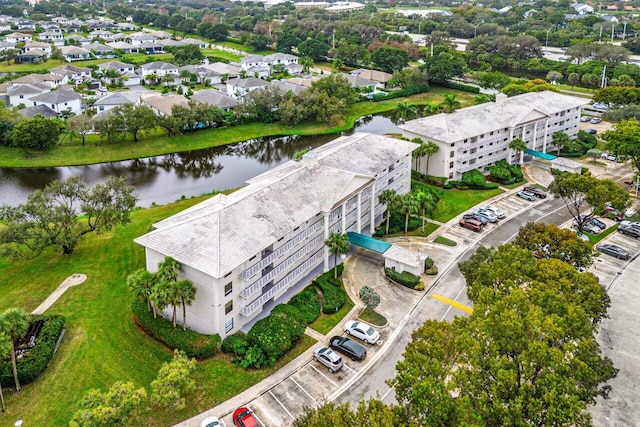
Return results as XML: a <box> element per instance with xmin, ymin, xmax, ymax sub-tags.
<box><xmin>201</xmin><ymin>416</ymin><xmax>226</xmax><ymax>427</ymax></box>
<box><xmin>344</xmin><ymin>320</ymin><xmax>380</xmax><ymax>344</ymax></box>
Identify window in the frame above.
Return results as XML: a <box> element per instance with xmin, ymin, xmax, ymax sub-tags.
<box><xmin>225</xmin><ymin>318</ymin><xmax>234</xmax><ymax>333</ymax></box>
<box><xmin>449</xmin><ymin>151</ymin><xmax>454</xmax><ymax>157</ymax></box>
<box><xmin>450</xmin><ymin>143</ymin><xmax>455</xmax><ymax>147</ymax></box>
<box><xmin>388</xmin><ymin>164</ymin><xmax>394</xmax><ymax>172</ymax></box>
<box><xmin>99</xmin><ymin>106</ymin><xmax>104</xmax><ymax>111</ymax></box>
<box><xmin>449</xmin><ymin>161</ymin><xmax>454</xmax><ymax>168</ymax></box>
<box><xmin>449</xmin><ymin>172</ymin><xmax>454</xmax><ymax>179</ymax></box>
<box><xmin>224</xmin><ymin>282</ymin><xmax>232</xmax><ymax>296</ymax></box>
<box><xmin>225</xmin><ymin>300</ymin><xmax>233</xmax><ymax>315</ymax></box>
<box><xmin>490</xmin><ymin>131</ymin><xmax>494</xmax><ymax>135</ymax></box>
<box><xmin>388</xmin><ymin>177</ymin><xmax>394</xmax><ymax>185</ymax></box>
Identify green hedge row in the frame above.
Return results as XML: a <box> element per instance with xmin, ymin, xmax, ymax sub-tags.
<box><xmin>373</xmin><ymin>211</ymin><xmax>423</xmax><ymax>237</ymax></box>
<box><xmin>247</xmin><ymin>304</ymin><xmax>306</xmax><ymax>360</ymax></box>
<box><xmin>132</xmin><ymin>300</ymin><xmax>221</xmax><ymax>359</ymax></box>
<box><xmin>434</xmin><ymin>81</ymin><xmax>481</xmax><ymax>94</ymax></box>
<box><xmin>369</xmin><ymin>84</ymin><xmax>430</xmax><ymax>101</ymax></box>
<box><xmin>288</xmin><ymin>285</ymin><xmax>320</xmax><ymax>323</ymax></box>
<box><xmin>385</xmin><ymin>267</ymin><xmax>421</xmax><ymax>289</ymax></box>
<box><xmin>0</xmin><ymin>314</ymin><xmax>65</xmax><ymax>388</ymax></box>
<box><xmin>314</xmin><ymin>270</ymin><xmax>347</xmax><ymax>314</ymax></box>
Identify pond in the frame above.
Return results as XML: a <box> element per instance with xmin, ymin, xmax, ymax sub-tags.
<box><xmin>0</xmin><ymin>114</ymin><xmax>402</xmax><ymax>207</ymax></box>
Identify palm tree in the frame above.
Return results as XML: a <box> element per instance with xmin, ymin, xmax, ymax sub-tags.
<box><xmin>415</xmin><ymin>191</ymin><xmax>437</xmax><ymax>231</ymax></box>
<box><xmin>150</xmin><ymin>280</ymin><xmax>171</xmax><ymax>321</ymax></box>
<box><xmin>411</xmin><ymin>138</ymin><xmax>426</xmax><ymax>172</ymax></box>
<box><xmin>439</xmin><ymin>94</ymin><xmax>461</xmax><ymax>113</ymax></box>
<box><xmin>552</xmin><ymin>131</ymin><xmax>571</xmax><ymax>156</ymax></box>
<box><xmin>0</xmin><ymin>332</ymin><xmax>9</xmax><ymax>412</ymax></box>
<box><xmin>161</xmin><ymin>73</ymin><xmax>175</xmax><ymax>87</ymax></box>
<box><xmin>378</xmin><ymin>189</ymin><xmax>397</xmax><ymax>235</ymax></box>
<box><xmin>0</xmin><ymin>308</ymin><xmax>29</xmax><ymax>392</ymax></box>
<box><xmin>423</xmin><ymin>141</ymin><xmax>439</xmax><ymax>175</ymax></box>
<box><xmin>4</xmin><ymin>49</ymin><xmax>17</xmax><ymax>66</ymax></box>
<box><xmin>324</xmin><ymin>232</ymin><xmax>350</xmax><ymax>279</ymax></box>
<box><xmin>300</xmin><ymin>56</ymin><xmax>313</xmax><ymax>73</ymax></box>
<box><xmin>179</xmin><ymin>69</ymin><xmax>193</xmax><ymax>84</ymax></box>
<box><xmin>175</xmin><ymin>279</ymin><xmax>196</xmax><ymax>331</ymax></box>
<box><xmin>396</xmin><ymin>193</ymin><xmax>419</xmax><ymax>234</ymax></box>
<box><xmin>422</xmin><ymin>102</ymin><xmax>439</xmax><ymax>116</ymax></box>
<box><xmin>395</xmin><ymin>101</ymin><xmax>418</xmax><ymax>122</ymax></box>
<box><xmin>157</xmin><ymin>257</ymin><xmax>179</xmax><ymax>282</ymax></box>
<box><xmin>509</xmin><ymin>137</ymin><xmax>527</xmax><ymax>164</ymax></box>
<box><xmin>127</xmin><ymin>269</ymin><xmax>156</xmax><ymax>313</ymax></box>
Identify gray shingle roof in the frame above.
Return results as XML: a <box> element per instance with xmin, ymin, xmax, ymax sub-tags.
<box><xmin>18</xmin><ymin>104</ymin><xmax>59</xmax><ymax>118</ymax></box>
<box><xmin>399</xmin><ymin>91</ymin><xmax>589</xmax><ymax>143</ymax></box>
<box><xmin>30</xmin><ymin>89</ymin><xmax>82</xmax><ymax>104</ymax></box>
<box><xmin>134</xmin><ymin>133</ymin><xmax>417</xmax><ymax>278</ymax></box>
<box><xmin>191</xmin><ymin>89</ymin><xmax>239</xmax><ymax>109</ymax></box>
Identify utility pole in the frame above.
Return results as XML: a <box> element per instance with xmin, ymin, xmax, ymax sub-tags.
<box><xmin>430</xmin><ymin>42</ymin><xmax>434</xmax><ymax>57</ymax></box>
<box><xmin>623</xmin><ymin>22</ymin><xmax>627</xmax><ymax>40</ymax></box>
<box><xmin>599</xmin><ymin>25</ymin><xmax>603</xmax><ymax>42</ymax></box>
<box><xmin>546</xmin><ymin>28</ymin><xmax>552</xmax><ymax>47</ymax></box>
<box><xmin>601</xmin><ymin>65</ymin><xmax>607</xmax><ymax>89</ymax></box>
<box><xmin>611</xmin><ymin>23</ymin><xmax>615</xmax><ymax>42</ymax></box>
<box><xmin>332</xmin><ymin>29</ymin><xmax>335</xmax><ymax>49</ymax></box>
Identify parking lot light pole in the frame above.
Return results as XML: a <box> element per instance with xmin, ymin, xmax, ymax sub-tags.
<box><xmin>546</xmin><ymin>28</ymin><xmax>552</xmax><ymax>47</ymax></box>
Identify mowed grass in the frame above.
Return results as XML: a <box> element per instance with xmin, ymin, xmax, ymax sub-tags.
<box><xmin>0</xmin><ymin>195</ymin><xmax>315</xmax><ymax>426</ymax></box>
<box><xmin>431</xmin><ymin>187</ymin><xmax>504</xmax><ymax>223</ymax></box>
<box><xmin>309</xmin><ymin>295</ymin><xmax>355</xmax><ymax>335</ymax></box>
<box><xmin>0</xmin><ymin>87</ymin><xmax>476</xmax><ymax>168</ymax></box>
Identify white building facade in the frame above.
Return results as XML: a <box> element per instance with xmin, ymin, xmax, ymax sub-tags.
<box><xmin>399</xmin><ymin>91</ymin><xmax>588</xmax><ymax>180</ymax></box>
<box><xmin>135</xmin><ymin>133</ymin><xmax>417</xmax><ymax>337</ymax></box>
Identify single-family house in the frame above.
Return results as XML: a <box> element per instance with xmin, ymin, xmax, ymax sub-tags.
<box><xmin>600</xmin><ymin>15</ymin><xmax>620</xmax><ymax>24</ymax></box>
<box><xmin>38</xmin><ymin>31</ymin><xmax>64</xmax><ymax>45</ymax></box>
<box><xmin>16</xmin><ymin>49</ymin><xmax>46</xmax><ymax>64</ymax></box>
<box><xmin>201</xmin><ymin>62</ymin><xmax>243</xmax><ymax>80</ymax></box>
<box><xmin>129</xmin><ymin>34</ymin><xmax>157</xmax><ymax>46</ymax></box>
<box><xmin>50</xmin><ymin>65</ymin><xmax>92</xmax><ymax>85</ymax></box>
<box><xmin>22</xmin><ymin>41</ymin><xmax>52</xmax><ymax>54</ymax></box>
<box><xmin>6</xmin><ymin>83</ymin><xmax>50</xmax><ymax>107</ymax></box>
<box><xmin>181</xmin><ymin>38</ymin><xmax>208</xmax><ymax>49</ymax></box>
<box><xmin>18</xmin><ymin>104</ymin><xmax>59</xmax><ymax>118</ymax></box>
<box><xmin>571</xmin><ymin>3</ymin><xmax>594</xmax><ymax>14</ymax></box>
<box><xmin>115</xmin><ymin>22</ymin><xmax>138</xmax><ymax>31</ymax></box>
<box><xmin>17</xmin><ymin>20</ymin><xmax>36</xmax><ymax>31</ymax></box>
<box><xmin>59</xmin><ymin>46</ymin><xmax>92</xmax><ymax>62</ymax></box>
<box><xmin>139</xmin><ymin>61</ymin><xmax>179</xmax><ymax>80</ymax></box>
<box><xmin>30</xmin><ymin>89</ymin><xmax>83</xmax><ymax>115</ymax></box>
<box><xmin>140</xmin><ymin>93</ymin><xmax>189</xmax><ymax>116</ymax></box>
<box><xmin>99</xmin><ymin>60</ymin><xmax>135</xmax><ymax>74</ymax></box>
<box><xmin>52</xmin><ymin>17</ymin><xmax>70</xmax><ymax>25</ymax></box>
<box><xmin>157</xmin><ymin>39</ymin><xmax>185</xmax><ymax>49</ymax></box>
<box><xmin>178</xmin><ymin>65</ymin><xmax>223</xmax><ymax>85</ymax></box>
<box><xmin>287</xmin><ymin>76</ymin><xmax>321</xmax><ymax>87</ymax></box>
<box><xmin>226</xmin><ymin>77</ymin><xmax>269</xmax><ymax>98</ymax></box>
<box><xmin>191</xmin><ymin>89</ymin><xmax>240</xmax><ymax>110</ymax></box>
<box><xmin>149</xmin><ymin>30</ymin><xmax>172</xmax><ymax>40</ymax></box>
<box><xmin>5</xmin><ymin>32</ymin><xmax>32</xmax><ymax>44</ymax></box>
<box><xmin>0</xmin><ymin>41</ymin><xmax>16</xmax><ymax>52</ymax></box>
<box><xmin>340</xmin><ymin>73</ymin><xmax>377</xmax><ymax>91</ymax></box>
<box><xmin>139</xmin><ymin>41</ymin><xmax>164</xmax><ymax>54</ymax></box>
<box><xmin>268</xmin><ymin>80</ymin><xmax>307</xmax><ymax>95</ymax></box>
<box><xmin>350</xmin><ymin>69</ymin><xmax>392</xmax><ymax>88</ymax></box>
<box><xmin>111</xmin><ymin>33</ymin><xmax>128</xmax><ymax>41</ymax></box>
<box><xmin>85</xmin><ymin>43</ymin><xmax>115</xmax><ymax>58</ymax></box>
<box><xmin>106</xmin><ymin>41</ymin><xmax>137</xmax><ymax>54</ymax></box>
<box><xmin>0</xmin><ymin>23</ymin><xmax>11</xmax><ymax>32</ymax></box>
<box><xmin>263</xmin><ymin>52</ymin><xmax>299</xmax><ymax>67</ymax></box>
<box><xmin>90</xmin><ymin>30</ymin><xmax>114</xmax><ymax>40</ymax></box>
<box><xmin>12</xmin><ymin>73</ymin><xmax>63</xmax><ymax>88</ymax></box>
<box><xmin>94</xmin><ymin>91</ymin><xmax>141</xmax><ymax>112</ymax></box>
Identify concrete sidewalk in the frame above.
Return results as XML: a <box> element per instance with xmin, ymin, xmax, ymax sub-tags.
<box><xmin>31</xmin><ymin>274</ymin><xmax>86</xmax><ymax>315</ymax></box>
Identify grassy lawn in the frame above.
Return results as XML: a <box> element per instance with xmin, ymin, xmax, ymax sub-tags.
<box><xmin>587</xmin><ymin>223</ymin><xmax>619</xmax><ymax>244</ymax></box>
<box><xmin>502</xmin><ymin>180</ymin><xmax>528</xmax><ymax>190</ymax></box>
<box><xmin>202</xmin><ymin>48</ymin><xmax>243</xmax><ymax>62</ymax></box>
<box><xmin>358</xmin><ymin>308</ymin><xmax>387</xmax><ymax>327</ymax></box>
<box><xmin>431</xmin><ymin>187</ymin><xmax>505</xmax><ymax>223</ymax></box>
<box><xmin>0</xmin><ymin>88</ymin><xmax>475</xmax><ymax>168</ymax></box>
<box><xmin>0</xmin><ymin>57</ymin><xmax>116</xmax><ymax>74</ymax></box>
<box><xmin>434</xmin><ymin>236</ymin><xmax>457</xmax><ymax>246</ymax></box>
<box><xmin>385</xmin><ymin>221</ymin><xmax>439</xmax><ymax>238</ymax></box>
<box><xmin>309</xmin><ymin>295</ymin><xmax>355</xmax><ymax>336</ymax></box>
<box><xmin>0</xmin><ymin>195</ymin><xmax>317</xmax><ymax>426</ymax></box>
<box><xmin>122</xmin><ymin>52</ymin><xmax>175</xmax><ymax>64</ymax></box>
<box><xmin>211</xmin><ymin>41</ymin><xmax>272</xmax><ymax>56</ymax></box>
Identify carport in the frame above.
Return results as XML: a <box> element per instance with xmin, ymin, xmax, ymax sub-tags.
<box><xmin>525</xmin><ymin>148</ymin><xmax>557</xmax><ymax>161</ymax></box>
<box><xmin>347</xmin><ymin>232</ymin><xmax>425</xmax><ymax>275</ymax></box>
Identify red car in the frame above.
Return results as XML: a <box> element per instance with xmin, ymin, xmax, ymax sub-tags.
<box><xmin>604</xmin><ymin>206</ymin><xmax>624</xmax><ymax>221</ymax></box>
<box><xmin>459</xmin><ymin>217</ymin><xmax>482</xmax><ymax>232</ymax></box>
<box><xmin>233</xmin><ymin>407</ymin><xmax>259</xmax><ymax>427</ymax></box>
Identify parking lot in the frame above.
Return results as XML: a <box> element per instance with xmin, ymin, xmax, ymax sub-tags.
<box><xmin>217</xmin><ymin>328</ymin><xmax>387</xmax><ymax>427</ymax></box>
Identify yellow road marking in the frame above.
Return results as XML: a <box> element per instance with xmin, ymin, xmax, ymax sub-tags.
<box><xmin>431</xmin><ymin>293</ymin><xmax>474</xmax><ymax>314</ymax></box>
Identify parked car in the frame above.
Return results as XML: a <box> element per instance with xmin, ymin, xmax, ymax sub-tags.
<box><xmin>474</xmin><ymin>208</ymin><xmax>499</xmax><ymax>222</ymax></box>
<box><xmin>464</xmin><ymin>213</ymin><xmax>487</xmax><ymax>225</ymax></box>
<box><xmin>329</xmin><ymin>336</ymin><xmax>367</xmax><ymax>361</ymax></box>
<box><xmin>523</xmin><ymin>187</ymin><xmax>547</xmax><ymax>198</ymax></box>
<box><xmin>590</xmin><ymin>117</ymin><xmax>602</xmax><ymax>124</ymax></box>
<box><xmin>601</xmin><ymin>152</ymin><xmax>617</xmax><ymax>161</ymax></box>
<box><xmin>202</xmin><ymin>417</ymin><xmax>226</xmax><ymax>427</ymax></box>
<box><xmin>576</xmin><ymin>231</ymin><xmax>590</xmax><ymax>242</ymax></box>
<box><xmin>313</xmin><ymin>347</ymin><xmax>343</xmax><ymax>373</ymax></box>
<box><xmin>585</xmin><ymin>129</ymin><xmax>598</xmax><ymax>135</ymax></box>
<box><xmin>605</xmin><ymin>205</ymin><xmax>624</xmax><ymax>221</ymax></box>
<box><xmin>596</xmin><ymin>244</ymin><xmax>630</xmax><ymax>260</ymax></box>
<box><xmin>576</xmin><ymin>221</ymin><xmax>602</xmax><ymax>234</ymax></box>
<box><xmin>592</xmin><ymin>102</ymin><xmax>609</xmax><ymax>110</ymax></box>
<box><xmin>619</xmin><ymin>223</ymin><xmax>640</xmax><ymax>238</ymax></box>
<box><xmin>471</xmin><ymin>210</ymin><xmax>496</xmax><ymax>223</ymax></box>
<box><xmin>459</xmin><ymin>217</ymin><xmax>482</xmax><ymax>232</ymax></box>
<box><xmin>516</xmin><ymin>190</ymin><xmax>537</xmax><ymax>201</ymax></box>
<box><xmin>233</xmin><ymin>407</ymin><xmax>258</xmax><ymax>427</ymax></box>
<box><xmin>588</xmin><ymin>217</ymin><xmax>606</xmax><ymax>230</ymax></box>
<box><xmin>343</xmin><ymin>320</ymin><xmax>380</xmax><ymax>344</ymax></box>
<box><xmin>481</xmin><ymin>205</ymin><xmax>506</xmax><ymax>219</ymax></box>
<box><xmin>580</xmin><ymin>116</ymin><xmax>591</xmax><ymax>122</ymax></box>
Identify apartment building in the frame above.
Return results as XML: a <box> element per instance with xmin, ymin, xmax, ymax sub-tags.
<box><xmin>135</xmin><ymin>133</ymin><xmax>417</xmax><ymax>337</ymax></box>
<box><xmin>399</xmin><ymin>91</ymin><xmax>589</xmax><ymax>180</ymax></box>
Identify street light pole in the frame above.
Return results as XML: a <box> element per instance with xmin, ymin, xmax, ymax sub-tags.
<box><xmin>546</xmin><ymin>28</ymin><xmax>552</xmax><ymax>47</ymax></box>
<box><xmin>474</xmin><ymin>23</ymin><xmax>480</xmax><ymax>38</ymax></box>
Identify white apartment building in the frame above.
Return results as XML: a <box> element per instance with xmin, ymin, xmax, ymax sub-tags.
<box><xmin>135</xmin><ymin>133</ymin><xmax>417</xmax><ymax>337</ymax></box>
<box><xmin>399</xmin><ymin>91</ymin><xmax>589</xmax><ymax>180</ymax></box>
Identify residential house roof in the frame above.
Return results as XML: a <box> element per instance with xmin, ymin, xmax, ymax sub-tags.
<box><xmin>12</xmin><ymin>74</ymin><xmax>61</xmax><ymax>84</ymax></box>
<box><xmin>141</xmin><ymin>93</ymin><xmax>189</xmax><ymax>115</ymax></box>
<box><xmin>106</xmin><ymin>41</ymin><xmax>137</xmax><ymax>50</ymax></box>
<box><xmin>30</xmin><ymin>89</ymin><xmax>82</xmax><ymax>104</ymax></box>
<box><xmin>140</xmin><ymin>61</ymin><xmax>177</xmax><ymax>71</ymax></box>
<box><xmin>227</xmin><ymin>77</ymin><xmax>269</xmax><ymax>89</ymax></box>
<box><xmin>340</xmin><ymin>73</ymin><xmax>377</xmax><ymax>88</ymax></box>
<box><xmin>85</xmin><ymin>43</ymin><xmax>114</xmax><ymax>52</ymax></box>
<box><xmin>181</xmin><ymin>37</ymin><xmax>207</xmax><ymax>46</ymax></box>
<box><xmin>94</xmin><ymin>91</ymin><xmax>141</xmax><ymax>106</ymax></box>
<box><xmin>268</xmin><ymin>80</ymin><xmax>306</xmax><ymax>95</ymax></box>
<box><xmin>157</xmin><ymin>39</ymin><xmax>184</xmax><ymax>47</ymax></box>
<box><xmin>18</xmin><ymin>104</ymin><xmax>59</xmax><ymax>118</ymax></box>
<box><xmin>201</xmin><ymin>62</ymin><xmax>242</xmax><ymax>76</ymax></box>
<box><xmin>59</xmin><ymin>46</ymin><xmax>91</xmax><ymax>55</ymax></box>
<box><xmin>191</xmin><ymin>89</ymin><xmax>240</xmax><ymax>109</ymax></box>
<box><xmin>17</xmin><ymin>49</ymin><xmax>46</xmax><ymax>58</ymax></box>
<box><xmin>350</xmin><ymin>68</ymin><xmax>392</xmax><ymax>83</ymax></box>
<box><xmin>98</xmin><ymin>60</ymin><xmax>135</xmax><ymax>71</ymax></box>
<box><xmin>50</xmin><ymin>64</ymin><xmax>91</xmax><ymax>76</ymax></box>
<box><xmin>7</xmin><ymin>82</ymin><xmax>50</xmax><ymax>95</ymax></box>
<box><xmin>135</xmin><ymin>133</ymin><xmax>417</xmax><ymax>278</ymax></box>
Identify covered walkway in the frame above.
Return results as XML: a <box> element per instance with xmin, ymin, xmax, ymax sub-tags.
<box><xmin>525</xmin><ymin>148</ymin><xmax>556</xmax><ymax>161</ymax></box>
<box><xmin>346</xmin><ymin>231</ymin><xmax>391</xmax><ymax>254</ymax></box>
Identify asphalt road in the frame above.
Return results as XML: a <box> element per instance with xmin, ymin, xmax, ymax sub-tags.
<box><xmin>336</xmin><ymin>195</ymin><xmax>573</xmax><ymax>406</ymax></box>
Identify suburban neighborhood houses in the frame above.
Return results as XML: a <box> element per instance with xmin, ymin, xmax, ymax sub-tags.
<box><xmin>1</xmin><ymin>0</ymin><xmax>640</xmax><ymax>426</ymax></box>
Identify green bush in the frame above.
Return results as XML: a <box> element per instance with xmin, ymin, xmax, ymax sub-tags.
<box><xmin>288</xmin><ymin>285</ymin><xmax>320</xmax><ymax>323</ymax></box>
<box><xmin>222</xmin><ymin>332</ymin><xmax>250</xmax><ymax>354</ymax></box>
<box><xmin>0</xmin><ymin>314</ymin><xmax>65</xmax><ymax>388</ymax></box>
<box><xmin>443</xmin><ymin>183</ymin><xmax>454</xmax><ymax>189</ymax></box>
<box><xmin>424</xmin><ymin>257</ymin><xmax>435</xmax><ymax>269</ymax></box>
<box><xmin>246</xmin><ymin>304</ymin><xmax>306</xmax><ymax>363</ymax></box>
<box><xmin>369</xmin><ymin>84</ymin><xmax>430</xmax><ymax>101</ymax></box>
<box><xmin>314</xmin><ymin>271</ymin><xmax>347</xmax><ymax>314</ymax></box>
<box><xmin>426</xmin><ymin>265</ymin><xmax>439</xmax><ymax>275</ymax></box>
<box><xmin>384</xmin><ymin>267</ymin><xmax>421</xmax><ymax>289</ymax></box>
<box><xmin>132</xmin><ymin>300</ymin><xmax>221</xmax><ymax>359</ymax></box>
<box><xmin>435</xmin><ymin>81</ymin><xmax>480</xmax><ymax>93</ymax></box>
<box><xmin>271</xmin><ymin>304</ymin><xmax>306</xmax><ymax>340</ymax></box>
<box><xmin>423</xmin><ymin>175</ymin><xmax>447</xmax><ymax>187</ymax></box>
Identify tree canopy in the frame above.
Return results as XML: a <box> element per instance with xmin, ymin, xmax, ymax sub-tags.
<box><xmin>602</xmin><ymin>118</ymin><xmax>640</xmax><ymax>173</ymax></box>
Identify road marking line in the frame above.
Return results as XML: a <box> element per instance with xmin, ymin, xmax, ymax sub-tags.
<box><xmin>343</xmin><ymin>363</ymin><xmax>358</xmax><ymax>375</ymax></box>
<box><xmin>380</xmin><ymin>385</ymin><xmax>395</xmax><ymax>402</ymax></box>
<box><xmin>310</xmin><ymin>363</ymin><xmax>339</xmax><ymax>387</ymax></box>
<box><xmin>268</xmin><ymin>391</ymin><xmax>294</xmax><ymax>420</ymax></box>
<box><xmin>290</xmin><ymin>377</ymin><xmax>318</xmax><ymax>405</ymax></box>
<box><xmin>432</xmin><ymin>293</ymin><xmax>473</xmax><ymax>314</ymax></box>
<box><xmin>247</xmin><ymin>404</ymin><xmax>269</xmax><ymax>427</ymax></box>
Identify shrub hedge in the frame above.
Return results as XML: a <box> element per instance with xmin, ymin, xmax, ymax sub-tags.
<box><xmin>384</xmin><ymin>267</ymin><xmax>421</xmax><ymax>289</ymax></box>
<box><xmin>373</xmin><ymin>211</ymin><xmax>423</xmax><ymax>236</ymax></box>
<box><xmin>221</xmin><ymin>332</ymin><xmax>250</xmax><ymax>354</ymax></box>
<box><xmin>132</xmin><ymin>300</ymin><xmax>221</xmax><ymax>359</ymax></box>
<box><xmin>369</xmin><ymin>84</ymin><xmax>430</xmax><ymax>101</ymax></box>
<box><xmin>314</xmin><ymin>271</ymin><xmax>347</xmax><ymax>314</ymax></box>
<box><xmin>434</xmin><ymin>81</ymin><xmax>480</xmax><ymax>93</ymax></box>
<box><xmin>288</xmin><ymin>285</ymin><xmax>320</xmax><ymax>323</ymax></box>
<box><xmin>424</xmin><ymin>257</ymin><xmax>435</xmax><ymax>270</ymax></box>
<box><xmin>0</xmin><ymin>314</ymin><xmax>65</xmax><ymax>388</ymax></box>
<box><xmin>247</xmin><ymin>304</ymin><xmax>306</xmax><ymax>361</ymax></box>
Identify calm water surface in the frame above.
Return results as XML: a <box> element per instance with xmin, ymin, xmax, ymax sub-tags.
<box><xmin>0</xmin><ymin>115</ymin><xmax>401</xmax><ymax>207</ymax></box>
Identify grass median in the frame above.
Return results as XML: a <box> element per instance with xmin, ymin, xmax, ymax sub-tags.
<box><xmin>0</xmin><ymin>88</ymin><xmax>476</xmax><ymax>168</ymax></box>
<box><xmin>0</xmin><ymin>194</ymin><xmax>317</xmax><ymax>426</ymax></box>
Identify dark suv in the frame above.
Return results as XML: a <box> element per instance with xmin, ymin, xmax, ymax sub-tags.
<box><xmin>619</xmin><ymin>223</ymin><xmax>640</xmax><ymax>238</ymax></box>
<box><xmin>523</xmin><ymin>187</ymin><xmax>547</xmax><ymax>198</ymax></box>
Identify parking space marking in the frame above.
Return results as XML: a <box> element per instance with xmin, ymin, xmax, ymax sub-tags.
<box><xmin>248</xmin><ymin>404</ymin><xmax>268</xmax><ymax>427</ymax></box>
<box><xmin>309</xmin><ymin>363</ymin><xmax>340</xmax><ymax>387</ymax></box>
<box><xmin>432</xmin><ymin>293</ymin><xmax>474</xmax><ymax>314</ymax></box>
<box><xmin>268</xmin><ymin>390</ymin><xmax>295</xmax><ymax>420</ymax></box>
<box><xmin>342</xmin><ymin>363</ymin><xmax>358</xmax><ymax>375</ymax></box>
<box><xmin>289</xmin><ymin>376</ymin><xmax>318</xmax><ymax>405</ymax></box>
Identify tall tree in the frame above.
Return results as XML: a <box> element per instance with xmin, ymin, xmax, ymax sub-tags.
<box><xmin>116</xmin><ymin>103</ymin><xmax>157</xmax><ymax>142</ymax></box>
<box><xmin>175</xmin><ymin>279</ymin><xmax>196</xmax><ymax>330</ymax></box>
<box><xmin>0</xmin><ymin>308</ymin><xmax>29</xmax><ymax>392</ymax></box>
<box><xmin>394</xmin><ymin>101</ymin><xmax>418</xmax><ymax>122</ymax></box>
<box><xmin>0</xmin><ymin>176</ymin><xmax>137</xmax><ymax>258</ymax></box>
<box><xmin>66</xmin><ymin>114</ymin><xmax>93</xmax><ymax>146</ymax></box>
<box><xmin>69</xmin><ymin>381</ymin><xmax>147</xmax><ymax>427</ymax></box>
<box><xmin>11</xmin><ymin>116</ymin><xmax>60</xmax><ymax>150</ymax></box>
<box><xmin>378</xmin><ymin>189</ymin><xmax>397</xmax><ymax>235</ymax></box>
<box><xmin>396</xmin><ymin>193</ymin><xmax>418</xmax><ymax>234</ymax></box>
<box><xmin>372</xmin><ymin>46</ymin><xmax>409</xmax><ymax>73</ymax></box>
<box><xmin>439</xmin><ymin>94</ymin><xmax>461</xmax><ymax>113</ymax></box>
<box><xmin>422</xmin><ymin>140</ymin><xmax>439</xmax><ymax>175</ymax></box>
<box><xmin>299</xmin><ymin>55</ymin><xmax>313</xmax><ymax>73</ymax></box>
<box><xmin>0</xmin><ymin>332</ymin><xmax>8</xmax><ymax>412</ymax></box>
<box><xmin>93</xmin><ymin>111</ymin><xmax>125</xmax><ymax>144</ymax></box>
<box><xmin>514</xmin><ymin>222</ymin><xmax>595</xmax><ymax>268</ymax></box>
<box><xmin>324</xmin><ymin>232</ymin><xmax>350</xmax><ymax>279</ymax></box>
<box><xmin>552</xmin><ymin>131</ymin><xmax>571</xmax><ymax>155</ymax></box>
<box><xmin>150</xmin><ymin>350</ymin><xmax>196</xmax><ymax>410</ymax></box>
<box><xmin>415</xmin><ymin>191</ymin><xmax>437</xmax><ymax>231</ymax></box>
<box><xmin>568</xmin><ymin>72</ymin><xmax>581</xmax><ymax>90</ymax></box>
<box><xmin>602</xmin><ymin>118</ymin><xmax>640</xmax><ymax>173</ymax></box>
<box><xmin>508</xmin><ymin>137</ymin><xmax>527</xmax><ymax>164</ymax></box>
<box><xmin>127</xmin><ymin>269</ymin><xmax>156</xmax><ymax>314</ymax></box>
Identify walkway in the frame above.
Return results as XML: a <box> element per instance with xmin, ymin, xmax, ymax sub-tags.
<box><xmin>31</xmin><ymin>274</ymin><xmax>87</xmax><ymax>315</ymax></box>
